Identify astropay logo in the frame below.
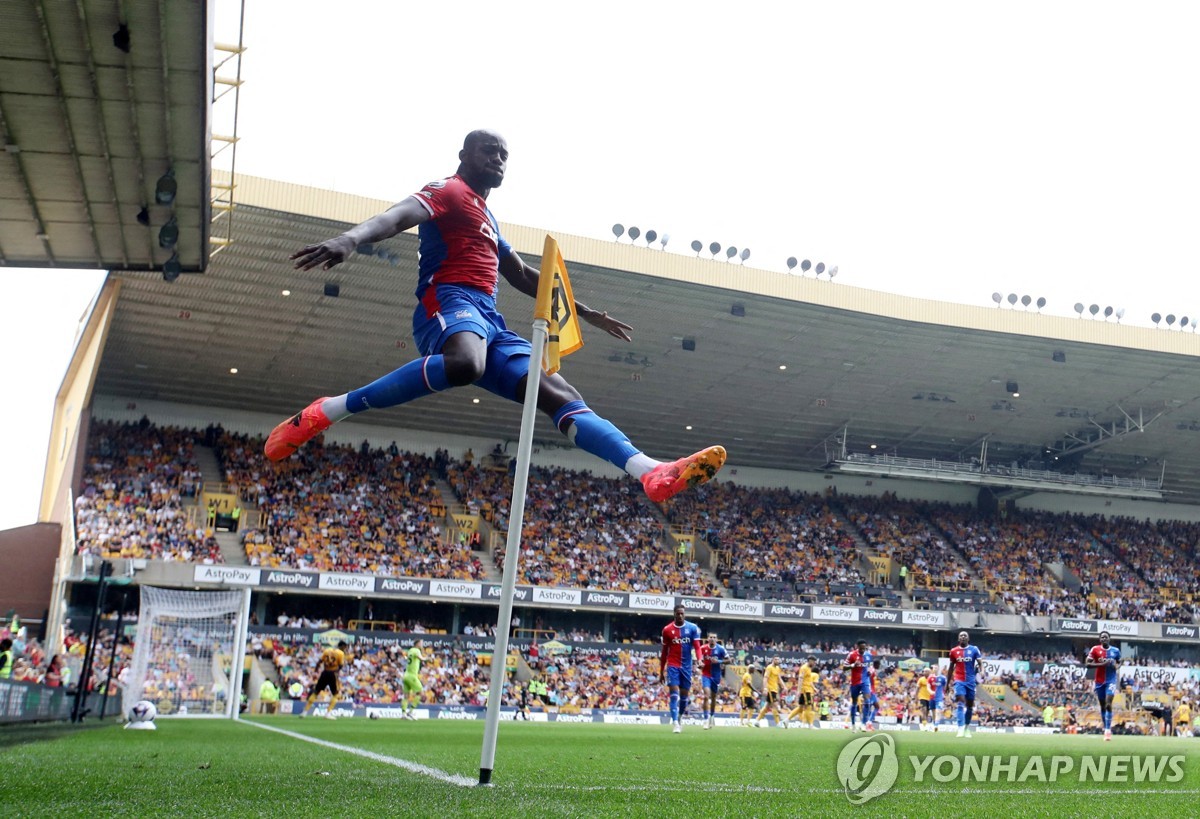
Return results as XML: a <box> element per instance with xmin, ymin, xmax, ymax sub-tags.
<box><xmin>837</xmin><ymin>734</ymin><xmax>899</xmax><ymax>805</ymax></box>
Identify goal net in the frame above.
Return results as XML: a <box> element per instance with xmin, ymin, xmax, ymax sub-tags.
<box><xmin>124</xmin><ymin>586</ymin><xmax>251</xmax><ymax>719</ymax></box>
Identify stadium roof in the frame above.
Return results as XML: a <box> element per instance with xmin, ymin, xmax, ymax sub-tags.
<box><xmin>91</xmin><ymin>175</ymin><xmax>1200</xmax><ymax>505</ymax></box>
<box><xmin>16</xmin><ymin>1</ymin><xmax>1200</xmax><ymax>508</ymax></box>
<box><xmin>0</xmin><ymin>0</ymin><xmax>211</xmax><ymax>272</ymax></box>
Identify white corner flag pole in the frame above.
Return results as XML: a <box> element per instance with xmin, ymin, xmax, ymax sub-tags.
<box><xmin>478</xmin><ymin>315</ymin><xmax>548</xmax><ymax>787</ymax></box>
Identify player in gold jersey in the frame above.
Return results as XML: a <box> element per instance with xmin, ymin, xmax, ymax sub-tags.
<box><xmin>782</xmin><ymin>656</ymin><xmax>819</xmax><ymax>729</ymax></box>
<box><xmin>301</xmin><ymin>640</ymin><xmax>348</xmax><ymax>719</ymax></box>
<box><xmin>916</xmin><ymin>671</ymin><xmax>933</xmax><ymax>731</ymax></box>
<box><xmin>738</xmin><ymin>665</ymin><xmax>759</xmax><ymax>726</ymax></box>
<box><xmin>755</xmin><ymin>657</ymin><xmax>785</xmax><ymax>728</ymax></box>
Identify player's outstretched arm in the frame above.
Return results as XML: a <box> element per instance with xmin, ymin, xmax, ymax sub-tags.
<box><xmin>291</xmin><ymin>198</ymin><xmax>431</xmax><ymax>271</ymax></box>
<box><xmin>499</xmin><ymin>253</ymin><xmax>633</xmax><ymax>341</ymax></box>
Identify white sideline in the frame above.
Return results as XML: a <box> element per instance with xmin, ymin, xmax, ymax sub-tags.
<box><xmin>240</xmin><ymin>719</ymin><xmax>476</xmax><ymax>787</ymax></box>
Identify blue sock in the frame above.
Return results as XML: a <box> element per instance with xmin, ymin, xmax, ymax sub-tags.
<box><xmin>554</xmin><ymin>400</ymin><xmax>640</xmax><ymax>470</ymax></box>
<box><xmin>679</xmin><ymin>697</ymin><xmax>689</xmax><ymax>718</ymax></box>
<box><xmin>669</xmin><ymin>692</ymin><xmax>680</xmax><ymax>721</ymax></box>
<box><xmin>850</xmin><ymin>703</ymin><xmax>858</xmax><ymax>726</ymax></box>
<box><xmin>1104</xmin><ymin>710</ymin><xmax>1111</xmax><ymax>730</ymax></box>
<box><xmin>965</xmin><ymin>704</ymin><xmax>973</xmax><ymax>727</ymax></box>
<box><xmin>346</xmin><ymin>356</ymin><xmax>450</xmax><ymax>413</ymax></box>
<box><xmin>957</xmin><ymin>703</ymin><xmax>965</xmax><ymax>727</ymax></box>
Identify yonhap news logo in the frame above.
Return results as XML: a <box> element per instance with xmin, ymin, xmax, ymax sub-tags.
<box><xmin>834</xmin><ymin>737</ymin><xmax>1188</xmax><ymax>804</ymax></box>
<box><xmin>836</xmin><ymin>734</ymin><xmax>898</xmax><ymax>805</ymax></box>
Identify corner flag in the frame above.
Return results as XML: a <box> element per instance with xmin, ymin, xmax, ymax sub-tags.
<box><xmin>533</xmin><ymin>235</ymin><xmax>583</xmax><ymax>375</ymax></box>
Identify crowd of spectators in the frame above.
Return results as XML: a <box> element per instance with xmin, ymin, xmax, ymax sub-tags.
<box><xmin>453</xmin><ymin>462</ymin><xmax>718</xmax><ymax>595</ymax></box>
<box><xmin>219</xmin><ymin>434</ymin><xmax>484</xmax><ymax>580</ymax></box>
<box><xmin>928</xmin><ymin>506</ymin><xmax>1092</xmax><ymax>617</ymax></box>
<box><xmin>835</xmin><ymin>494</ymin><xmax>973</xmax><ymax>588</ymax></box>
<box><xmin>66</xmin><ymin>418</ymin><xmax>1200</xmax><ymax>625</ymax></box>
<box><xmin>74</xmin><ymin>420</ymin><xmax>220</xmax><ymax>562</ymax></box>
<box><xmin>667</xmin><ymin>484</ymin><xmax>864</xmax><ymax>589</ymax></box>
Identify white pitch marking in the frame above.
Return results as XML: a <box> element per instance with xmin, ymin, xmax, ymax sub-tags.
<box><xmin>241</xmin><ymin>719</ymin><xmax>476</xmax><ymax>787</ymax></box>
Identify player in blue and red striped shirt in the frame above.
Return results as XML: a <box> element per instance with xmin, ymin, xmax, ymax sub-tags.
<box><xmin>863</xmin><ymin>659</ymin><xmax>880</xmax><ymax>731</ymax></box>
<box><xmin>842</xmin><ymin>640</ymin><xmax>872</xmax><ymax>732</ymax></box>
<box><xmin>660</xmin><ymin>605</ymin><xmax>702</xmax><ymax>733</ymax></box>
<box><xmin>697</xmin><ymin>633</ymin><xmax>729</xmax><ymax>729</ymax></box>
<box><xmin>947</xmin><ymin>630</ymin><xmax>983</xmax><ymax>738</ymax></box>
<box><xmin>271</xmin><ymin>130</ymin><xmax>725</xmax><ymax>504</ymax></box>
<box><xmin>1086</xmin><ymin>630</ymin><xmax>1121</xmax><ymax>741</ymax></box>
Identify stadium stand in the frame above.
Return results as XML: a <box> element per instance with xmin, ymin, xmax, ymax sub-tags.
<box><xmin>448</xmin><ymin>462</ymin><xmax>719</xmax><ymax>595</ymax></box>
<box><xmin>664</xmin><ymin>484</ymin><xmax>873</xmax><ymax>603</ymax></box>
<box><xmin>74</xmin><ymin>420</ymin><xmax>221</xmax><ymax>563</ymax></box>
<box><xmin>216</xmin><ymin>433</ymin><xmax>485</xmax><ymax>580</ymax></box>
<box><xmin>62</xmin><ymin>419</ymin><xmax>1200</xmax><ymax>625</ymax></box>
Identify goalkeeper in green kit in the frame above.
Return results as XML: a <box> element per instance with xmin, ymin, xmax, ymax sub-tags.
<box><xmin>401</xmin><ymin>640</ymin><xmax>429</xmax><ymax>720</ymax></box>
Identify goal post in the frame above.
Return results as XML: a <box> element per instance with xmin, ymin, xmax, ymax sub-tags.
<box><xmin>124</xmin><ymin>586</ymin><xmax>252</xmax><ymax>719</ymax></box>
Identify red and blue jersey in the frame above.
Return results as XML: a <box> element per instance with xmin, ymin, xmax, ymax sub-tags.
<box><xmin>949</xmin><ymin>645</ymin><xmax>982</xmax><ymax>684</ymax></box>
<box><xmin>699</xmin><ymin>643</ymin><xmax>729</xmax><ymax>678</ymax></box>
<box><xmin>1089</xmin><ymin>645</ymin><xmax>1121</xmax><ymax>685</ymax></box>
<box><xmin>661</xmin><ymin>621</ymin><xmax>702</xmax><ymax>669</ymax></box>
<box><xmin>409</xmin><ymin>175</ymin><xmax>513</xmax><ymax>315</ymax></box>
<box><xmin>845</xmin><ymin>650</ymin><xmax>871</xmax><ymax>686</ymax></box>
<box><xmin>931</xmin><ymin>673</ymin><xmax>946</xmax><ymax>701</ymax></box>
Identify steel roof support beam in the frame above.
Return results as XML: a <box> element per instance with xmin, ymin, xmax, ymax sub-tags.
<box><xmin>0</xmin><ymin>102</ymin><xmax>53</xmax><ymax>264</ymax></box>
<box><xmin>117</xmin><ymin>0</ymin><xmax>155</xmax><ymax>264</ymax></box>
<box><xmin>73</xmin><ymin>0</ymin><xmax>131</xmax><ymax>267</ymax></box>
<box><xmin>33</xmin><ymin>0</ymin><xmax>105</xmax><ymax>265</ymax></box>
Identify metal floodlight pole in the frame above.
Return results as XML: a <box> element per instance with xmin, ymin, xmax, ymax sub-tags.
<box><xmin>71</xmin><ymin>560</ymin><xmax>112</xmax><ymax>722</ymax></box>
<box><xmin>478</xmin><ymin>317</ymin><xmax>548</xmax><ymax>787</ymax></box>
<box><xmin>98</xmin><ymin>590</ymin><xmax>126</xmax><ymax>720</ymax></box>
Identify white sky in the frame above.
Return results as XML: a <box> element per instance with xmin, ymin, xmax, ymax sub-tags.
<box><xmin>5</xmin><ymin>0</ymin><xmax>1200</xmax><ymax>530</ymax></box>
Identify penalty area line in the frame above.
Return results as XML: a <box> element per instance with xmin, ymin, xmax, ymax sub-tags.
<box><xmin>240</xmin><ymin>719</ymin><xmax>476</xmax><ymax>787</ymax></box>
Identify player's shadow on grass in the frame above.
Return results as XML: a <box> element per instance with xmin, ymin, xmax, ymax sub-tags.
<box><xmin>0</xmin><ymin>720</ymin><xmax>113</xmax><ymax>750</ymax></box>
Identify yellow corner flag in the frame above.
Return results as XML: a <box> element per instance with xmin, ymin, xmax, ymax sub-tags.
<box><xmin>533</xmin><ymin>235</ymin><xmax>583</xmax><ymax>375</ymax></box>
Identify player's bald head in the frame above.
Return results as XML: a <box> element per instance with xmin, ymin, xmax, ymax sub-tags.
<box><xmin>463</xmin><ymin>129</ymin><xmax>501</xmax><ymax>151</ymax></box>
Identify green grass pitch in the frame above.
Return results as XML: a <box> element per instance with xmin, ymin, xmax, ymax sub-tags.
<box><xmin>3</xmin><ymin>718</ymin><xmax>1199</xmax><ymax>817</ymax></box>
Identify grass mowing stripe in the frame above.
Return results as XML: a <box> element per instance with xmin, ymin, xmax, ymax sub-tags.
<box><xmin>240</xmin><ymin>718</ymin><xmax>476</xmax><ymax>787</ymax></box>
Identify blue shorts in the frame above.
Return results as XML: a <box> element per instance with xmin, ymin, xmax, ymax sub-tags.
<box><xmin>931</xmin><ymin>698</ymin><xmax>943</xmax><ymax>711</ymax></box>
<box><xmin>666</xmin><ymin>666</ymin><xmax>693</xmax><ymax>690</ymax></box>
<box><xmin>953</xmin><ymin>682</ymin><xmax>976</xmax><ymax>700</ymax></box>
<box><xmin>702</xmin><ymin>675</ymin><xmax>719</xmax><ymax>692</ymax></box>
<box><xmin>850</xmin><ymin>683</ymin><xmax>867</xmax><ymax>701</ymax></box>
<box><xmin>413</xmin><ymin>285</ymin><xmax>532</xmax><ymax>402</ymax></box>
<box><xmin>1095</xmin><ymin>682</ymin><xmax>1116</xmax><ymax>701</ymax></box>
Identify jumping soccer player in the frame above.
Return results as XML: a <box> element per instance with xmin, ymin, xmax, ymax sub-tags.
<box><xmin>302</xmin><ymin>640</ymin><xmax>348</xmax><ymax>719</ymax></box>
<box><xmin>947</xmin><ymin>630</ymin><xmax>983</xmax><ymax>738</ymax></box>
<box><xmin>698</xmin><ymin>633</ymin><xmax>729</xmax><ymax>729</ymax></box>
<box><xmin>755</xmin><ymin>657</ymin><xmax>785</xmax><ymax>728</ymax></box>
<box><xmin>843</xmin><ymin>639</ymin><xmax>872</xmax><ymax>732</ymax></box>
<box><xmin>660</xmin><ymin>605</ymin><xmax>702</xmax><ymax>733</ymax></box>
<box><xmin>272</xmin><ymin>130</ymin><xmax>726</xmax><ymax>505</ymax></box>
<box><xmin>1085</xmin><ymin>630</ymin><xmax>1121</xmax><ymax>741</ymax></box>
<box><xmin>401</xmin><ymin>639</ymin><xmax>428</xmax><ymax>720</ymax></box>
<box><xmin>783</xmin><ymin>655</ymin><xmax>819</xmax><ymax>729</ymax></box>
<box><xmin>739</xmin><ymin>665</ymin><xmax>759</xmax><ymax>726</ymax></box>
